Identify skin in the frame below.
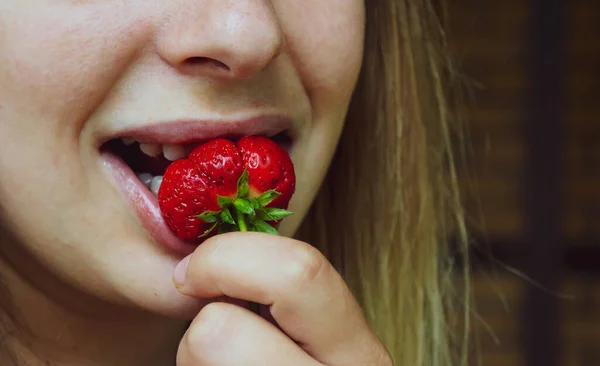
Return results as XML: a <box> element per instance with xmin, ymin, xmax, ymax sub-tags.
<box><xmin>0</xmin><ymin>0</ymin><xmax>391</xmax><ymax>365</ymax></box>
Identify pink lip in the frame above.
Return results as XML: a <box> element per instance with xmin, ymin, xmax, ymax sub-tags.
<box><xmin>98</xmin><ymin>115</ymin><xmax>294</xmax><ymax>257</ymax></box>
<box><xmin>103</xmin><ymin>115</ymin><xmax>294</xmax><ymax>145</ymax></box>
<box><xmin>101</xmin><ymin>151</ymin><xmax>197</xmax><ymax>256</ymax></box>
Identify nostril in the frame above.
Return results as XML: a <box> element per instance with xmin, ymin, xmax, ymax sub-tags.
<box><xmin>186</xmin><ymin>57</ymin><xmax>231</xmax><ymax>72</ymax></box>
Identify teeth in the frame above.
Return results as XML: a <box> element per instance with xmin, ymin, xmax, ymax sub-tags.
<box><xmin>122</xmin><ymin>137</ymin><xmax>135</xmax><ymax>145</ymax></box>
<box><xmin>150</xmin><ymin>176</ymin><xmax>163</xmax><ymax>196</ymax></box>
<box><xmin>137</xmin><ymin>173</ymin><xmax>154</xmax><ymax>189</ymax></box>
<box><xmin>163</xmin><ymin>144</ymin><xmax>187</xmax><ymax>161</ymax></box>
<box><xmin>139</xmin><ymin>143</ymin><xmax>162</xmax><ymax>157</ymax></box>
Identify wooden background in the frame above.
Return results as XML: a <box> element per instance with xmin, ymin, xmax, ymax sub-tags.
<box><xmin>448</xmin><ymin>0</ymin><xmax>600</xmax><ymax>365</ymax></box>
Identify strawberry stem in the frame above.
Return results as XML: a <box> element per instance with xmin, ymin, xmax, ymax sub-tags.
<box><xmin>237</xmin><ymin>211</ymin><xmax>248</xmax><ymax>232</ymax></box>
<box><xmin>195</xmin><ymin>169</ymin><xmax>292</xmax><ymax>239</ymax></box>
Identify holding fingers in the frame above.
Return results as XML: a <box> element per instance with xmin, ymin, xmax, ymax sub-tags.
<box><xmin>174</xmin><ymin>232</ymin><xmax>393</xmax><ymax>366</ymax></box>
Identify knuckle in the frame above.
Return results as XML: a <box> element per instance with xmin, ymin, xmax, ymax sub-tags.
<box><xmin>183</xmin><ymin>302</ymin><xmax>232</xmax><ymax>359</ymax></box>
<box><xmin>285</xmin><ymin>245</ymin><xmax>326</xmax><ymax>288</ymax></box>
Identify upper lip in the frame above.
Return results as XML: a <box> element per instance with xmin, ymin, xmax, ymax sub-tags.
<box><xmin>98</xmin><ymin>115</ymin><xmax>295</xmax><ymax>146</ymax></box>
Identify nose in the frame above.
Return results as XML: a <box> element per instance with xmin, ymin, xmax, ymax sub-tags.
<box><xmin>156</xmin><ymin>1</ymin><xmax>284</xmax><ymax>80</ymax></box>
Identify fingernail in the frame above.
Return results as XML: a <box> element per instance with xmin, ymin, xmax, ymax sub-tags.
<box><xmin>174</xmin><ymin>255</ymin><xmax>191</xmax><ymax>287</ymax></box>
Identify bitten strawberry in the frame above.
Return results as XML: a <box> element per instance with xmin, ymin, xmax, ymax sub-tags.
<box><xmin>158</xmin><ymin>136</ymin><xmax>296</xmax><ymax>244</ymax></box>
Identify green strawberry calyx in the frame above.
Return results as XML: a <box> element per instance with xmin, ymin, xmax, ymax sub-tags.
<box><xmin>194</xmin><ymin>169</ymin><xmax>293</xmax><ymax>238</ymax></box>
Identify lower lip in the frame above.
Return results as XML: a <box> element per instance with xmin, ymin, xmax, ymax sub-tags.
<box><xmin>101</xmin><ymin>151</ymin><xmax>197</xmax><ymax>257</ymax></box>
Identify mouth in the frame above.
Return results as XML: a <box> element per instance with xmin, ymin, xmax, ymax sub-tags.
<box><xmin>101</xmin><ymin>131</ymin><xmax>293</xmax><ymax>195</ymax></box>
<box><xmin>99</xmin><ymin>117</ymin><xmax>295</xmax><ymax>256</ymax></box>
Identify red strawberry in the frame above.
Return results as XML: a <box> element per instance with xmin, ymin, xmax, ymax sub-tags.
<box><xmin>238</xmin><ymin>136</ymin><xmax>295</xmax><ymax>209</ymax></box>
<box><xmin>158</xmin><ymin>136</ymin><xmax>295</xmax><ymax>244</ymax></box>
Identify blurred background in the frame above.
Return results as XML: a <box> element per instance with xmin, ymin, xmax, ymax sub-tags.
<box><xmin>447</xmin><ymin>0</ymin><xmax>600</xmax><ymax>365</ymax></box>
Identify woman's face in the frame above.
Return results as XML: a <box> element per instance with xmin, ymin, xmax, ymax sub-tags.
<box><xmin>0</xmin><ymin>0</ymin><xmax>364</xmax><ymax>318</ymax></box>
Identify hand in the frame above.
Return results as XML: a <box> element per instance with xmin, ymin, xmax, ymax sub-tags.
<box><xmin>173</xmin><ymin>232</ymin><xmax>393</xmax><ymax>366</ymax></box>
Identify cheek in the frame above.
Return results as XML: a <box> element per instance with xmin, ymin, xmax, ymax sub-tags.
<box><xmin>0</xmin><ymin>2</ymin><xmax>153</xmax><ymax>244</ymax></box>
<box><xmin>275</xmin><ymin>0</ymin><xmax>365</xmax><ymax>103</ymax></box>
<box><xmin>274</xmin><ymin>1</ymin><xmax>364</xmax><ymax>233</ymax></box>
<box><xmin>0</xmin><ymin>2</ymin><xmax>152</xmax><ymax>143</ymax></box>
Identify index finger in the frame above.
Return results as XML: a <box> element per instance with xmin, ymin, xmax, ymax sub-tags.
<box><xmin>173</xmin><ymin>232</ymin><xmax>390</xmax><ymax>366</ymax></box>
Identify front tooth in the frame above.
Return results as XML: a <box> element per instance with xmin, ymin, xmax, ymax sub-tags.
<box><xmin>139</xmin><ymin>143</ymin><xmax>162</xmax><ymax>157</ymax></box>
<box><xmin>137</xmin><ymin>173</ymin><xmax>153</xmax><ymax>189</ymax></box>
<box><xmin>163</xmin><ymin>144</ymin><xmax>186</xmax><ymax>161</ymax></box>
<box><xmin>150</xmin><ymin>176</ymin><xmax>163</xmax><ymax>196</ymax></box>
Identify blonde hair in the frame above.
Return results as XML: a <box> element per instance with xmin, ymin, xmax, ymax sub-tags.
<box><xmin>296</xmin><ymin>1</ymin><xmax>470</xmax><ymax>365</ymax></box>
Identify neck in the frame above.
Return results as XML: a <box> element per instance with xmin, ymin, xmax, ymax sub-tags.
<box><xmin>0</xmin><ymin>257</ymin><xmax>188</xmax><ymax>366</ymax></box>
